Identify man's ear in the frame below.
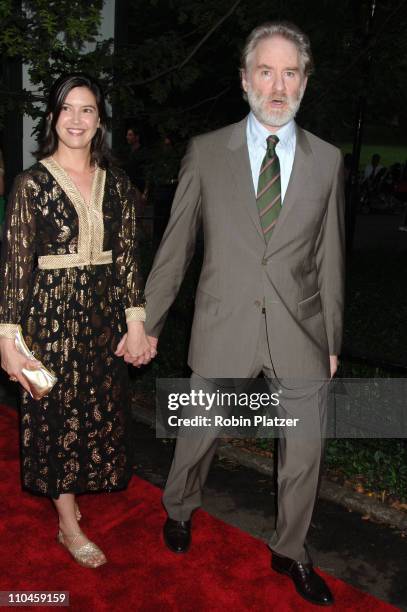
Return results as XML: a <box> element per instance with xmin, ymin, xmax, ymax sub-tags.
<box><xmin>302</xmin><ymin>75</ymin><xmax>308</xmax><ymax>93</ymax></box>
<box><xmin>241</xmin><ymin>69</ymin><xmax>248</xmax><ymax>93</ymax></box>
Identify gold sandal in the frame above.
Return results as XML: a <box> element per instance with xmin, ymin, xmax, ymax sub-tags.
<box><xmin>57</xmin><ymin>530</ymin><xmax>107</xmax><ymax>568</ymax></box>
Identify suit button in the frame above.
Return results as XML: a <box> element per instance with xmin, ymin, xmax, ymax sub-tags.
<box><xmin>254</xmin><ymin>300</ymin><xmax>261</xmax><ymax>308</ymax></box>
<box><xmin>262</xmin><ymin>258</ymin><xmax>267</xmax><ymax>265</ymax></box>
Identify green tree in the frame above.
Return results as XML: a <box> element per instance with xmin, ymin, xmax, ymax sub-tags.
<box><xmin>112</xmin><ymin>0</ymin><xmax>407</xmax><ymax>144</ymax></box>
<box><xmin>1</xmin><ymin>0</ymin><xmax>407</xmax><ymax>145</ymax></box>
<box><xmin>0</xmin><ymin>0</ymin><xmax>108</xmax><ymax>127</ymax></box>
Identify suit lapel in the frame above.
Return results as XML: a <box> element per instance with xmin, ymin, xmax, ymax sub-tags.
<box><xmin>225</xmin><ymin>120</ymin><xmax>314</xmax><ymax>246</ymax></box>
<box><xmin>265</xmin><ymin>125</ymin><xmax>313</xmax><ymax>253</ymax></box>
<box><xmin>226</xmin><ymin>117</ymin><xmax>264</xmax><ymax>239</ymax></box>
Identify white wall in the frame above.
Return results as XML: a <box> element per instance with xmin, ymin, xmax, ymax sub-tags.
<box><xmin>22</xmin><ymin>0</ymin><xmax>115</xmax><ymax>169</ymax></box>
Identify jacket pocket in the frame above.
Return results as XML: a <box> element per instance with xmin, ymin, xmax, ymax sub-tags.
<box><xmin>194</xmin><ymin>289</ymin><xmax>220</xmax><ymax>316</ymax></box>
<box><xmin>297</xmin><ymin>290</ymin><xmax>322</xmax><ymax>320</ymax></box>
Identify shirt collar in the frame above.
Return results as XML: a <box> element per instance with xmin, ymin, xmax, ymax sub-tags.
<box><xmin>247</xmin><ymin>111</ymin><xmax>296</xmax><ymax>150</ymax></box>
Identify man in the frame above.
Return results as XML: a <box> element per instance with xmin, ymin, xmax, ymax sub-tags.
<box><xmin>138</xmin><ymin>22</ymin><xmax>344</xmax><ymax>606</ymax></box>
<box><xmin>124</xmin><ymin>126</ymin><xmax>147</xmax><ymax>195</ymax></box>
<box><xmin>363</xmin><ymin>153</ymin><xmax>383</xmax><ymax>182</ymax></box>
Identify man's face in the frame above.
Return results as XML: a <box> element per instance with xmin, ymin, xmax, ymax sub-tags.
<box><xmin>126</xmin><ymin>129</ymin><xmax>139</xmax><ymax>145</ymax></box>
<box><xmin>241</xmin><ymin>35</ymin><xmax>308</xmax><ymax>131</ymax></box>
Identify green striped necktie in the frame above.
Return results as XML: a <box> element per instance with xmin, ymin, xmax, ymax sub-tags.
<box><xmin>256</xmin><ymin>135</ymin><xmax>281</xmax><ymax>242</ymax></box>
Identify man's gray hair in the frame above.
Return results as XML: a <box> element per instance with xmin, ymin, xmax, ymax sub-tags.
<box><xmin>240</xmin><ymin>21</ymin><xmax>314</xmax><ymax>77</ymax></box>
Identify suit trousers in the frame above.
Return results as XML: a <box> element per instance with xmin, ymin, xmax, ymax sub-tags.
<box><xmin>162</xmin><ymin>315</ymin><xmax>328</xmax><ymax>563</ymax></box>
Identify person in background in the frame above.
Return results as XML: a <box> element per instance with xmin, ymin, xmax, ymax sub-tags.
<box><xmin>0</xmin><ymin>150</ymin><xmax>5</xmax><ymax>400</ymax></box>
<box><xmin>0</xmin><ymin>148</ymin><xmax>5</xmax><ymax>242</ymax></box>
<box><xmin>0</xmin><ymin>73</ymin><xmax>155</xmax><ymax>569</ymax></box>
<box><xmin>363</xmin><ymin>153</ymin><xmax>383</xmax><ymax>182</ymax></box>
<box><xmin>151</xmin><ymin>135</ymin><xmax>179</xmax><ymax>242</ymax></box>
<box><xmin>124</xmin><ymin>126</ymin><xmax>147</xmax><ymax>196</ymax></box>
<box><xmin>123</xmin><ymin>126</ymin><xmax>148</xmax><ymax>220</ymax></box>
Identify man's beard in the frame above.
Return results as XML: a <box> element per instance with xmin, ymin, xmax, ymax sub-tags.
<box><xmin>246</xmin><ymin>84</ymin><xmax>305</xmax><ymax>128</ymax></box>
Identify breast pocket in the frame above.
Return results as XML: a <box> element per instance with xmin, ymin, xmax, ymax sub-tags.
<box><xmin>297</xmin><ymin>291</ymin><xmax>322</xmax><ymax>320</ymax></box>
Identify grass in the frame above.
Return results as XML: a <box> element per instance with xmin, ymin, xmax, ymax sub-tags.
<box><xmin>339</xmin><ymin>143</ymin><xmax>407</xmax><ymax>169</ymax></box>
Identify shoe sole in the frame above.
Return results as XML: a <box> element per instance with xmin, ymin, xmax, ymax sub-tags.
<box><xmin>163</xmin><ymin>535</ymin><xmax>191</xmax><ymax>554</ymax></box>
<box><xmin>272</xmin><ymin>564</ymin><xmax>334</xmax><ymax>607</ymax></box>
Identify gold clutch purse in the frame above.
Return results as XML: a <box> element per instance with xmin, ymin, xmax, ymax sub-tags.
<box><xmin>14</xmin><ymin>326</ymin><xmax>57</xmax><ymax>400</ymax></box>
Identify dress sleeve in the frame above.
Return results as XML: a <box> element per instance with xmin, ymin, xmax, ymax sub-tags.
<box><xmin>0</xmin><ymin>173</ymin><xmax>37</xmax><ymax>338</ymax></box>
<box><xmin>113</xmin><ymin>170</ymin><xmax>146</xmax><ymax>324</ymax></box>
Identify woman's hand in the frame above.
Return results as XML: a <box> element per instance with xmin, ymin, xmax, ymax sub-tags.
<box><xmin>115</xmin><ymin>322</ymin><xmax>157</xmax><ymax>367</ymax></box>
<box><xmin>0</xmin><ymin>337</ymin><xmax>42</xmax><ymax>393</ymax></box>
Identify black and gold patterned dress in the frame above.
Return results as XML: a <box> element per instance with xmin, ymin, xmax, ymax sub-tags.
<box><xmin>0</xmin><ymin>158</ymin><xmax>145</xmax><ymax>498</ymax></box>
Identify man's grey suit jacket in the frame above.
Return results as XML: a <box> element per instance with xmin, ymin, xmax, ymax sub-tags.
<box><xmin>144</xmin><ymin>116</ymin><xmax>345</xmax><ymax>380</ymax></box>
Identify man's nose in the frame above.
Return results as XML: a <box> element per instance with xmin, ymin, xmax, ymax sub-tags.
<box><xmin>273</xmin><ymin>74</ymin><xmax>285</xmax><ymax>91</ymax></box>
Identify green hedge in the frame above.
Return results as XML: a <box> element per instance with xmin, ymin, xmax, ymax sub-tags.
<box><xmin>325</xmin><ymin>438</ymin><xmax>407</xmax><ymax>503</ymax></box>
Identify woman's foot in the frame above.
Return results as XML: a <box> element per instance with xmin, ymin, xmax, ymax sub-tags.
<box><xmin>75</xmin><ymin>503</ymin><xmax>82</xmax><ymax>522</ymax></box>
<box><xmin>57</xmin><ymin>529</ymin><xmax>107</xmax><ymax>568</ymax></box>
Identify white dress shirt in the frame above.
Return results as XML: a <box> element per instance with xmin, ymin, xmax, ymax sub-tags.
<box><xmin>246</xmin><ymin>111</ymin><xmax>296</xmax><ymax>203</ymax></box>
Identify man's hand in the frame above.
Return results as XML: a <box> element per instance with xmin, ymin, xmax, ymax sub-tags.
<box><xmin>329</xmin><ymin>355</ymin><xmax>338</xmax><ymax>378</ymax></box>
<box><xmin>147</xmin><ymin>336</ymin><xmax>158</xmax><ymax>356</ymax></box>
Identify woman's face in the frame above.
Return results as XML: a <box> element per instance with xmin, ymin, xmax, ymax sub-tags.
<box><xmin>55</xmin><ymin>86</ymin><xmax>100</xmax><ymax>153</ymax></box>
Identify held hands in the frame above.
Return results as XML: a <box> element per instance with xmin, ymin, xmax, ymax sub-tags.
<box><xmin>0</xmin><ymin>337</ymin><xmax>42</xmax><ymax>393</ymax></box>
<box><xmin>115</xmin><ymin>321</ymin><xmax>158</xmax><ymax>368</ymax></box>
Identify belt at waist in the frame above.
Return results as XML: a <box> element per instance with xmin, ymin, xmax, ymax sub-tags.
<box><xmin>37</xmin><ymin>250</ymin><xmax>113</xmax><ymax>269</ymax></box>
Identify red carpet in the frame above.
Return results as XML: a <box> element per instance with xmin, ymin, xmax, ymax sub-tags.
<box><xmin>0</xmin><ymin>404</ymin><xmax>398</xmax><ymax>611</ymax></box>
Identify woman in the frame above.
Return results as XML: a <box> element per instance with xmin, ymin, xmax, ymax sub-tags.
<box><xmin>0</xmin><ymin>74</ymin><xmax>155</xmax><ymax>568</ymax></box>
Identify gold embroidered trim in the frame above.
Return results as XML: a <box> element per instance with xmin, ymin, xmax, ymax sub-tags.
<box><xmin>39</xmin><ymin>158</ymin><xmax>108</xmax><ymax>268</ymax></box>
<box><xmin>0</xmin><ymin>323</ymin><xmax>19</xmax><ymax>338</ymax></box>
<box><xmin>125</xmin><ymin>307</ymin><xmax>146</xmax><ymax>322</ymax></box>
<box><xmin>37</xmin><ymin>250</ymin><xmax>113</xmax><ymax>269</ymax></box>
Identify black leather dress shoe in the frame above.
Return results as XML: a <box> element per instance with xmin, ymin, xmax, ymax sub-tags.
<box><xmin>271</xmin><ymin>553</ymin><xmax>334</xmax><ymax>606</ymax></box>
<box><xmin>163</xmin><ymin>518</ymin><xmax>191</xmax><ymax>553</ymax></box>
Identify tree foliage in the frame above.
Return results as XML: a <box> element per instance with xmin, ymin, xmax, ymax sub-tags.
<box><xmin>0</xmin><ymin>0</ymin><xmax>108</xmax><ymax>126</ymax></box>
<box><xmin>1</xmin><ymin>0</ymin><xmax>407</xmax><ymax>143</ymax></box>
<box><xmin>111</xmin><ymin>0</ymin><xmax>407</xmax><ymax>143</ymax></box>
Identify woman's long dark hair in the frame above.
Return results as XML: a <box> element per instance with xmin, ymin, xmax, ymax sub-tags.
<box><xmin>34</xmin><ymin>73</ymin><xmax>111</xmax><ymax>169</ymax></box>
